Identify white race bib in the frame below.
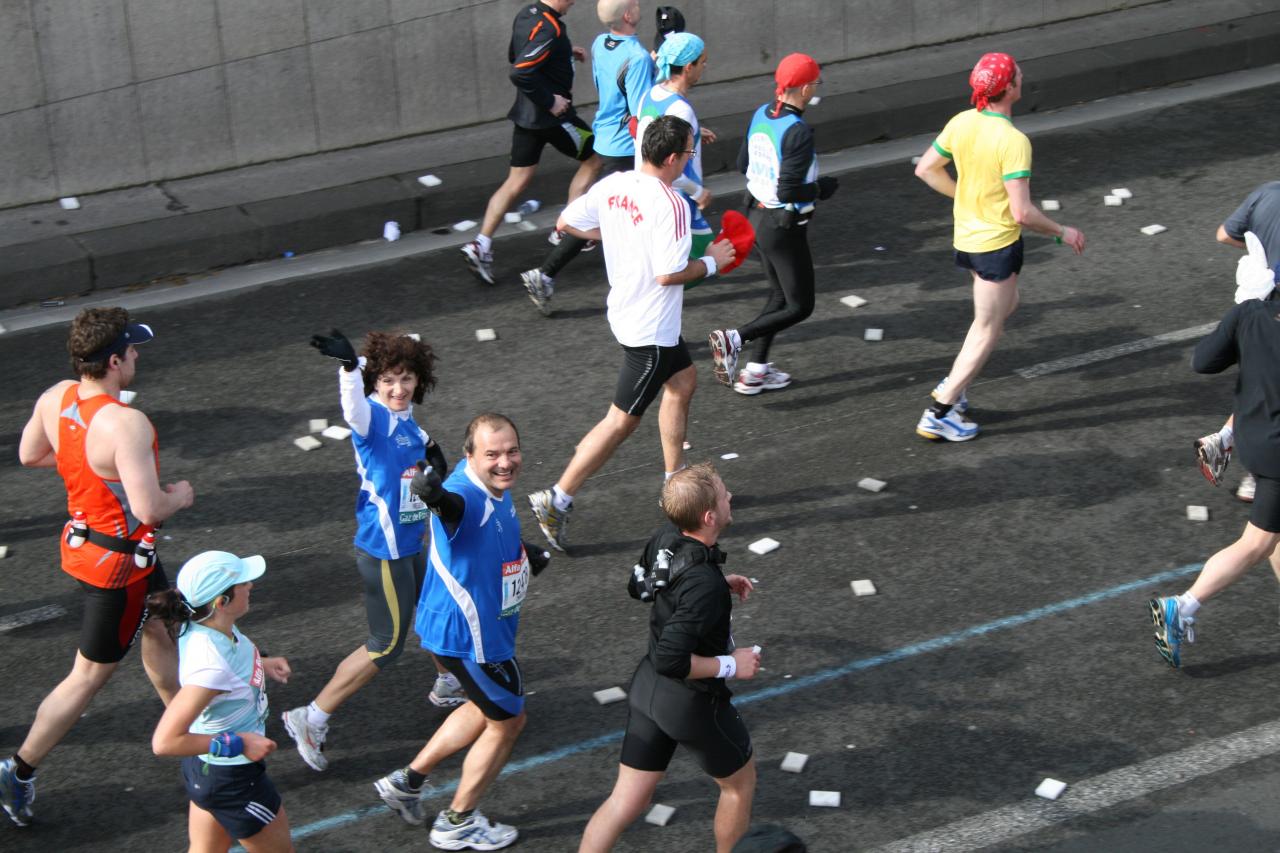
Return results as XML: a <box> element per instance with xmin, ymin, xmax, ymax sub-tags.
<box><xmin>399</xmin><ymin>467</ymin><xmax>428</xmax><ymax>524</ymax></box>
<box><xmin>499</xmin><ymin>550</ymin><xmax>531</xmax><ymax>618</ymax></box>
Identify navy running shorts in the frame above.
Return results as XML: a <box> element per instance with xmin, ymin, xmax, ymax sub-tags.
<box><xmin>511</xmin><ymin>115</ymin><xmax>595</xmax><ymax>167</ymax></box>
<box><xmin>77</xmin><ymin>560</ymin><xmax>169</xmax><ymax>664</ymax></box>
<box><xmin>613</xmin><ymin>339</ymin><xmax>693</xmax><ymax>417</ymax></box>
<box><xmin>181</xmin><ymin>757</ymin><xmax>281</xmax><ymax>840</ymax></box>
<box><xmin>619</xmin><ymin>658</ymin><xmax>753</xmax><ymax>779</ymax></box>
<box><xmin>1250</xmin><ymin>474</ymin><xmax>1280</xmax><ymax>533</ymax></box>
<box><xmin>436</xmin><ymin>655</ymin><xmax>525</xmax><ymax>720</ymax></box>
<box><xmin>954</xmin><ymin>237</ymin><xmax>1024</xmax><ymax>282</ymax></box>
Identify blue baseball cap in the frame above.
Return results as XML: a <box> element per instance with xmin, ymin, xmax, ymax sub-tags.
<box><xmin>177</xmin><ymin>551</ymin><xmax>265</xmax><ymax>608</ymax></box>
<box><xmin>82</xmin><ymin>321</ymin><xmax>155</xmax><ymax>362</ymax></box>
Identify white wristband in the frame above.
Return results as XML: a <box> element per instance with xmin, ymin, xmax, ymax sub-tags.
<box><xmin>700</xmin><ymin>255</ymin><xmax>718</xmax><ymax>278</ymax></box>
<box><xmin>715</xmin><ymin>654</ymin><xmax>736</xmax><ymax>679</ymax></box>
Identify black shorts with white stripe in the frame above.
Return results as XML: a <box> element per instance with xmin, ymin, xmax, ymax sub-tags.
<box><xmin>613</xmin><ymin>339</ymin><xmax>693</xmax><ymax>416</ymax></box>
<box><xmin>181</xmin><ymin>756</ymin><xmax>281</xmax><ymax>840</ymax></box>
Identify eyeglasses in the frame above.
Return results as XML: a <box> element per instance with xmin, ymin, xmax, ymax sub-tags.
<box><xmin>682</xmin><ymin>149</ymin><xmax>697</xmax><ymax>155</ymax></box>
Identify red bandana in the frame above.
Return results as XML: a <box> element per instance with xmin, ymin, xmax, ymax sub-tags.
<box><xmin>969</xmin><ymin>52</ymin><xmax>1016</xmax><ymax>112</ymax></box>
<box><xmin>774</xmin><ymin>53</ymin><xmax>820</xmax><ymax>98</ymax></box>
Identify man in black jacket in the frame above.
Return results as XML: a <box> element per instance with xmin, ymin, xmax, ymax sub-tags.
<box><xmin>579</xmin><ymin>463</ymin><xmax>759</xmax><ymax>852</ymax></box>
<box><xmin>1151</xmin><ymin>282</ymin><xmax>1280</xmax><ymax>669</ymax></box>
<box><xmin>461</xmin><ymin>0</ymin><xmax>602</xmax><ymax>285</ymax></box>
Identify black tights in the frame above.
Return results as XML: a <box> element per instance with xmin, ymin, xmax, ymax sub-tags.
<box><xmin>736</xmin><ymin>208</ymin><xmax>815</xmax><ymax>364</ymax></box>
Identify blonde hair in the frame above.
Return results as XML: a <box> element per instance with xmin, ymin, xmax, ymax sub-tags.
<box><xmin>597</xmin><ymin>0</ymin><xmax>636</xmax><ymax>26</ymax></box>
<box><xmin>661</xmin><ymin>463</ymin><xmax>720</xmax><ymax>531</ymax></box>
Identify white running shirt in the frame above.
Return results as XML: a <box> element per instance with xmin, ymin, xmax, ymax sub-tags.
<box><xmin>560</xmin><ymin>170</ymin><xmax>692</xmax><ymax>347</ymax></box>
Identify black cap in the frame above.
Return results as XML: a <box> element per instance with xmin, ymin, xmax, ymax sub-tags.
<box><xmin>654</xmin><ymin>6</ymin><xmax>685</xmax><ymax>51</ymax></box>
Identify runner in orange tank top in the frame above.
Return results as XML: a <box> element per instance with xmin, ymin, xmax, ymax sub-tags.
<box><xmin>3</xmin><ymin>307</ymin><xmax>194</xmax><ymax>828</ymax></box>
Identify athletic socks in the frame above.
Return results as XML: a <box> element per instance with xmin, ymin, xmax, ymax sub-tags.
<box><xmin>928</xmin><ymin>400</ymin><xmax>953</xmax><ymax>418</ymax></box>
<box><xmin>306</xmin><ymin>701</ymin><xmax>331</xmax><ymax>728</ymax></box>
<box><xmin>744</xmin><ymin>362</ymin><xmax>767</xmax><ymax>376</ymax></box>
<box><xmin>476</xmin><ymin>234</ymin><xmax>493</xmax><ymax>254</ymax></box>
<box><xmin>12</xmin><ymin>754</ymin><xmax>35</xmax><ymax>781</ymax></box>
<box><xmin>664</xmin><ymin>463</ymin><xmax>687</xmax><ymax>482</ymax></box>
<box><xmin>406</xmin><ymin>768</ymin><xmax>428</xmax><ymax>790</ymax></box>
<box><xmin>1177</xmin><ymin>592</ymin><xmax>1201</xmax><ymax>619</ymax></box>
<box><xmin>447</xmin><ymin>808</ymin><xmax>475</xmax><ymax>825</ymax></box>
<box><xmin>551</xmin><ymin>485</ymin><xmax>573</xmax><ymax>512</ymax></box>
<box><xmin>1219</xmin><ymin>424</ymin><xmax>1235</xmax><ymax>449</ymax></box>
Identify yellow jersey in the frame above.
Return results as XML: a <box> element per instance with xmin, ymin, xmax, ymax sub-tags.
<box><xmin>933</xmin><ymin>109</ymin><xmax>1032</xmax><ymax>253</ymax></box>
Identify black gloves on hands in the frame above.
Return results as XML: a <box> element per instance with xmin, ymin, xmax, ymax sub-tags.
<box><xmin>817</xmin><ymin>176</ymin><xmax>839</xmax><ymax>201</ymax></box>
<box><xmin>411</xmin><ymin>461</ymin><xmax>445</xmax><ymax>505</ymax></box>
<box><xmin>525</xmin><ymin>542</ymin><xmax>551</xmax><ymax>577</ymax></box>
<box><xmin>310</xmin><ymin>329</ymin><xmax>358</xmax><ymax>371</ymax></box>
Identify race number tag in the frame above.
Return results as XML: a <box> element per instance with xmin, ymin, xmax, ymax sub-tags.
<box><xmin>251</xmin><ymin>647</ymin><xmax>269</xmax><ymax>725</ymax></box>
<box><xmin>399</xmin><ymin>467</ymin><xmax>428</xmax><ymax>524</ymax></box>
<box><xmin>499</xmin><ymin>550</ymin><xmax>531</xmax><ymax>618</ymax></box>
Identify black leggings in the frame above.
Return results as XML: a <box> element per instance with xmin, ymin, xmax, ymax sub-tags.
<box><xmin>355</xmin><ymin>548</ymin><xmax>426</xmax><ymax>669</ymax></box>
<box><xmin>540</xmin><ymin>155</ymin><xmax>633</xmax><ymax>277</ymax></box>
<box><xmin>736</xmin><ymin>207</ymin><xmax>816</xmax><ymax>365</ymax></box>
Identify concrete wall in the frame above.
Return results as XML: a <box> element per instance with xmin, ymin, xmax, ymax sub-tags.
<box><xmin>0</xmin><ymin>0</ymin><xmax>1160</xmax><ymax>209</ymax></box>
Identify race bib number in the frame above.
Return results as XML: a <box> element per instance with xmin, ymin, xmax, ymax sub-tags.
<box><xmin>499</xmin><ymin>550</ymin><xmax>531</xmax><ymax>618</ymax></box>
<box><xmin>399</xmin><ymin>467</ymin><xmax>428</xmax><ymax>524</ymax></box>
<box><xmin>251</xmin><ymin>647</ymin><xmax>269</xmax><ymax>725</ymax></box>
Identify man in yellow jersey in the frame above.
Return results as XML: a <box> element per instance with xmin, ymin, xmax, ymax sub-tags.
<box><xmin>913</xmin><ymin>52</ymin><xmax>1086</xmax><ymax>441</ymax></box>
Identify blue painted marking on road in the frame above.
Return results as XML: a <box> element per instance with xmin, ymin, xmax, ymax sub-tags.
<box><xmin>282</xmin><ymin>562</ymin><xmax>1203</xmax><ymax>843</ymax></box>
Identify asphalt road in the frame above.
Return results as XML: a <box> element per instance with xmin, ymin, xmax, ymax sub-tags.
<box><xmin>3</xmin><ymin>82</ymin><xmax>1280</xmax><ymax>852</ymax></box>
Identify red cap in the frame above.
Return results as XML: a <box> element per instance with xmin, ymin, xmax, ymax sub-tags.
<box><xmin>774</xmin><ymin>53</ymin><xmax>820</xmax><ymax>97</ymax></box>
<box><xmin>969</xmin><ymin>52</ymin><xmax>1017</xmax><ymax>112</ymax></box>
<box><xmin>714</xmin><ymin>210</ymin><xmax>756</xmax><ymax>275</ymax></box>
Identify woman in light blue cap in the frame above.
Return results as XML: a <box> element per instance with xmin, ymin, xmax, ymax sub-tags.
<box><xmin>150</xmin><ymin>551</ymin><xmax>295</xmax><ymax>853</ymax></box>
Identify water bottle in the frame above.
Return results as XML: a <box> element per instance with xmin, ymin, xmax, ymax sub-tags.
<box><xmin>66</xmin><ymin>511</ymin><xmax>88</xmax><ymax>549</ymax></box>
<box><xmin>134</xmin><ymin>529</ymin><xmax>157</xmax><ymax>569</ymax></box>
<box><xmin>517</xmin><ymin>200</ymin><xmax>541</xmax><ymax>216</ymax></box>
<box><xmin>633</xmin><ymin>564</ymin><xmax>652</xmax><ymax>601</ymax></box>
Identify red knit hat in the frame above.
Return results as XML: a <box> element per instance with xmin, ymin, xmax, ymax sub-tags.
<box><xmin>969</xmin><ymin>52</ymin><xmax>1017</xmax><ymax>112</ymax></box>
<box><xmin>774</xmin><ymin>53</ymin><xmax>820</xmax><ymax>97</ymax></box>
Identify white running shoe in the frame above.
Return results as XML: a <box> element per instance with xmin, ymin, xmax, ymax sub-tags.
<box><xmin>520</xmin><ymin>268</ymin><xmax>553</xmax><ymax>316</ymax></box>
<box><xmin>429</xmin><ymin>809</ymin><xmax>518</xmax><ymax>851</ymax></box>
<box><xmin>1195</xmin><ymin>432</ymin><xmax>1231</xmax><ymax>486</ymax></box>
<box><xmin>916</xmin><ymin>409</ymin><xmax>979</xmax><ymax>442</ymax></box>
<box><xmin>281</xmin><ymin>706</ymin><xmax>329</xmax><ymax>771</ymax></box>
<box><xmin>429</xmin><ymin>672</ymin><xmax>468</xmax><ymax>708</ymax></box>
<box><xmin>374</xmin><ymin>768</ymin><xmax>425</xmax><ymax>825</ymax></box>
<box><xmin>461</xmin><ymin>242</ymin><xmax>495</xmax><ymax>285</ymax></box>
<box><xmin>528</xmin><ymin>488</ymin><xmax>572</xmax><ymax>552</ymax></box>
<box><xmin>708</xmin><ymin>329</ymin><xmax>740</xmax><ymax>387</ymax></box>
<box><xmin>733</xmin><ymin>364</ymin><xmax>792</xmax><ymax>395</ymax></box>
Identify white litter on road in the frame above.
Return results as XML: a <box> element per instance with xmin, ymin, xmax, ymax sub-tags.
<box><xmin>1035</xmin><ymin>778</ymin><xmax>1067</xmax><ymax>800</ymax></box>
<box><xmin>309</xmin><ymin>419</ymin><xmax>329</xmax><ymax>433</ymax></box>
<box><xmin>504</xmin><ymin>212</ymin><xmax>523</xmax><ymax>224</ymax></box>
<box><xmin>0</xmin><ymin>545</ymin><xmax>7</xmax><ymax>559</ymax></box>
<box><xmin>1104</xmin><ymin>195</ymin><xmax>1122</xmax><ymax>206</ymax></box>
<box><xmin>682</xmin><ymin>440</ymin><xmax>691</xmax><ymax>450</ymax></box>
<box><xmin>1186</xmin><ymin>505</ymin><xmax>1209</xmax><ymax>522</ymax></box>
<box><xmin>517</xmin><ymin>221</ymin><xmax>538</xmax><ymax>232</ymax></box>
<box><xmin>721</xmin><ymin>452</ymin><xmax>739</xmax><ymax>460</ymax></box>
<box><xmin>781</xmin><ymin>752</ymin><xmax>809</xmax><ymax>773</ymax></box>
<box><xmin>748</xmin><ymin>538</ymin><xmax>780</xmax><ymax>556</ymax></box>
<box><xmin>594</xmin><ymin>686</ymin><xmax>627</xmax><ymax>705</ymax></box>
<box><xmin>417</xmin><ymin>174</ymin><xmax>442</xmax><ymax>187</ymax></box>
<box><xmin>809</xmin><ymin>791</ymin><xmax>841</xmax><ymax>808</ymax></box>
<box><xmin>453</xmin><ymin>220</ymin><xmax>477</xmax><ymax>231</ymax></box>
<box><xmin>406</xmin><ymin>333</ymin><xmax>420</xmax><ymax>341</ymax></box>
<box><xmin>59</xmin><ymin>197</ymin><xmax>80</xmax><ymax>210</ymax></box>
<box><xmin>383</xmin><ymin>221</ymin><xmax>401</xmax><ymax>241</ymax></box>
<box><xmin>294</xmin><ymin>436</ymin><xmax>322</xmax><ymax>451</ymax></box>
<box><xmin>475</xmin><ymin>328</ymin><xmax>497</xmax><ymax>342</ymax></box>
<box><xmin>1041</xmin><ymin>199</ymin><xmax>1060</xmax><ymax>211</ymax></box>
<box><xmin>322</xmin><ymin>425</ymin><xmax>352</xmax><ymax>441</ymax></box>
<box><xmin>118</xmin><ymin>390</ymin><xmax>137</xmax><ymax>405</ymax></box>
<box><xmin>864</xmin><ymin>328</ymin><xmax>884</xmax><ymax>341</ymax></box>
<box><xmin>858</xmin><ymin>477</ymin><xmax>887</xmax><ymax>492</ymax></box>
<box><xmin>852</xmin><ymin>579</ymin><xmax>878</xmax><ymax>597</ymax></box>
<box><xmin>645</xmin><ymin>804</ymin><xmax>675</xmax><ymax>826</ymax></box>
<box><xmin>840</xmin><ymin>294</ymin><xmax>868</xmax><ymax>309</ymax></box>
<box><xmin>0</xmin><ymin>604</ymin><xmax>67</xmax><ymax>632</ymax></box>
<box><xmin>1111</xmin><ymin>188</ymin><xmax>1133</xmax><ymax>199</ymax></box>
<box><xmin>1141</xmin><ymin>224</ymin><xmax>1168</xmax><ymax>235</ymax></box>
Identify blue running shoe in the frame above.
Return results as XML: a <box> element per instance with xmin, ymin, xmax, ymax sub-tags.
<box><xmin>1150</xmin><ymin>596</ymin><xmax>1195</xmax><ymax>668</ymax></box>
<box><xmin>916</xmin><ymin>408</ymin><xmax>979</xmax><ymax>442</ymax></box>
<box><xmin>0</xmin><ymin>758</ymin><xmax>35</xmax><ymax>827</ymax></box>
<box><xmin>429</xmin><ymin>809</ymin><xmax>518</xmax><ymax>850</ymax></box>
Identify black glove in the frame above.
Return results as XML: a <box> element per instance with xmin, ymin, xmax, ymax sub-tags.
<box><xmin>425</xmin><ymin>441</ymin><xmax>450</xmax><ymax>480</ymax></box>
<box><xmin>310</xmin><ymin>329</ymin><xmax>358</xmax><ymax>371</ymax></box>
<box><xmin>525</xmin><ymin>542</ymin><xmax>551</xmax><ymax>577</ymax></box>
<box><xmin>816</xmin><ymin>176</ymin><xmax>839</xmax><ymax>201</ymax></box>
<box><xmin>411</xmin><ymin>461</ymin><xmax>444</xmax><ymax>504</ymax></box>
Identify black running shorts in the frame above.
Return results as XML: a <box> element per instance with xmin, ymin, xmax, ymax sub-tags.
<box><xmin>613</xmin><ymin>339</ymin><xmax>693</xmax><ymax>417</ymax></box>
<box><xmin>77</xmin><ymin>560</ymin><xmax>169</xmax><ymax>664</ymax></box>
<box><xmin>619</xmin><ymin>657</ymin><xmax>753</xmax><ymax>779</ymax></box>
<box><xmin>1250</xmin><ymin>474</ymin><xmax>1280</xmax><ymax>533</ymax></box>
<box><xmin>355</xmin><ymin>548</ymin><xmax>426</xmax><ymax>669</ymax></box>
<box><xmin>181</xmin><ymin>757</ymin><xmax>281</xmax><ymax>840</ymax></box>
<box><xmin>436</xmin><ymin>654</ymin><xmax>525</xmax><ymax>720</ymax></box>
<box><xmin>510</xmin><ymin>115</ymin><xmax>595</xmax><ymax>167</ymax></box>
<box><xmin>954</xmin><ymin>236</ymin><xmax>1024</xmax><ymax>282</ymax></box>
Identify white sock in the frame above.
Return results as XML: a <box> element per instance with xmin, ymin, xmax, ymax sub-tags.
<box><xmin>306</xmin><ymin>701</ymin><xmax>331</xmax><ymax>728</ymax></box>
<box><xmin>1177</xmin><ymin>592</ymin><xmax>1201</xmax><ymax>618</ymax></box>
<box><xmin>551</xmin><ymin>485</ymin><xmax>574</xmax><ymax>511</ymax></box>
<box><xmin>476</xmin><ymin>234</ymin><xmax>493</xmax><ymax>254</ymax></box>
<box><xmin>1219</xmin><ymin>425</ymin><xmax>1234</xmax><ymax>449</ymax></box>
<box><xmin>664</xmin><ymin>463</ymin><xmax>687</xmax><ymax>482</ymax></box>
<box><xmin>745</xmin><ymin>362</ymin><xmax>768</xmax><ymax>375</ymax></box>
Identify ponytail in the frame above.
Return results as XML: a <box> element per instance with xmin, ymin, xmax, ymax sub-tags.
<box><xmin>147</xmin><ymin>586</ymin><xmax>237</xmax><ymax>641</ymax></box>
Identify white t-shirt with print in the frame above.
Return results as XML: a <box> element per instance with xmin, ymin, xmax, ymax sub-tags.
<box><xmin>560</xmin><ymin>170</ymin><xmax>693</xmax><ymax>347</ymax></box>
<box><xmin>179</xmin><ymin>622</ymin><xmax>268</xmax><ymax>766</ymax></box>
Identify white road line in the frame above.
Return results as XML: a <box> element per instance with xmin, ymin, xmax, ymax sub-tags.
<box><xmin>873</xmin><ymin>718</ymin><xmax>1280</xmax><ymax>853</ymax></box>
<box><xmin>0</xmin><ymin>604</ymin><xmax>67</xmax><ymax>632</ymax></box>
<box><xmin>1016</xmin><ymin>322</ymin><xmax>1217</xmax><ymax>379</ymax></box>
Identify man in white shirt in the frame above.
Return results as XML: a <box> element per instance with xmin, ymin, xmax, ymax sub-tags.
<box><xmin>527</xmin><ymin>115</ymin><xmax>736</xmax><ymax>551</ymax></box>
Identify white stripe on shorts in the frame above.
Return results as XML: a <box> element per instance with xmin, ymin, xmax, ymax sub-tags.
<box><xmin>244</xmin><ymin>801</ymin><xmax>276</xmax><ymax>824</ymax></box>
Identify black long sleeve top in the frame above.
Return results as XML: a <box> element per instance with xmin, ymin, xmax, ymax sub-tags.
<box><xmin>507</xmin><ymin>2</ymin><xmax>576</xmax><ymax>129</ymax></box>
<box><xmin>1192</xmin><ymin>293</ymin><xmax>1280</xmax><ymax>478</ymax></box>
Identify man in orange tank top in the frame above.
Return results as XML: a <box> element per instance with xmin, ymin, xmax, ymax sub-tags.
<box><xmin>3</xmin><ymin>307</ymin><xmax>194</xmax><ymax>827</ymax></box>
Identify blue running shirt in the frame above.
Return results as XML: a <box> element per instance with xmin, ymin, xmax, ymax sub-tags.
<box><xmin>591</xmin><ymin>32</ymin><xmax>655</xmax><ymax>158</ymax></box>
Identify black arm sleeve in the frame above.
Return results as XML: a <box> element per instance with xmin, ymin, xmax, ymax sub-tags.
<box><xmin>776</xmin><ymin>122</ymin><xmax>819</xmax><ymax>204</ymax></box>
<box><xmin>425</xmin><ymin>441</ymin><xmax>449</xmax><ymax>479</ymax></box>
<box><xmin>509</xmin><ymin>19</ymin><xmax>559</xmax><ymax>115</ymax></box>
<box><xmin>652</xmin><ymin>572</ymin><xmax>728</xmax><ymax>679</ymax></box>
<box><xmin>737</xmin><ymin>134</ymin><xmax>750</xmax><ymax>176</ymax></box>
<box><xmin>1192</xmin><ymin>305</ymin><xmax>1241</xmax><ymax>374</ymax></box>
<box><xmin>427</xmin><ymin>489</ymin><xmax>466</xmax><ymax>532</ymax></box>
